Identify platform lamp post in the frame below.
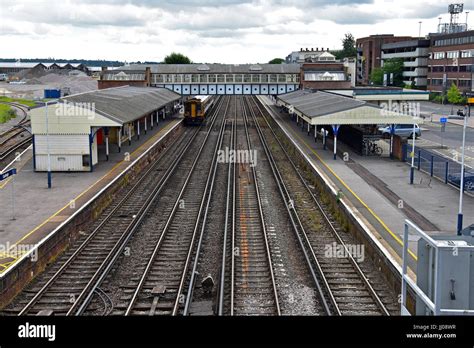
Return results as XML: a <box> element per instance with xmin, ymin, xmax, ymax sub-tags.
<box><xmin>409</xmin><ymin>122</ymin><xmax>416</xmax><ymax>185</ymax></box>
<box><xmin>451</xmin><ymin>103</ymin><xmax>471</xmax><ymax>234</ymax></box>
<box><xmin>45</xmin><ymin>100</ymin><xmax>53</xmax><ymax>189</ymax></box>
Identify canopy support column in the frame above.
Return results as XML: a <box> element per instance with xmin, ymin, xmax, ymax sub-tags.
<box><xmin>105</xmin><ymin>127</ymin><xmax>109</xmax><ymax>161</ymax></box>
<box><xmin>332</xmin><ymin>125</ymin><xmax>340</xmax><ymax>160</ymax></box>
<box><xmin>314</xmin><ymin>125</ymin><xmax>317</xmax><ymax>143</ymax></box>
<box><xmin>117</xmin><ymin>127</ymin><xmax>122</xmax><ymax>153</ymax></box>
<box><xmin>150</xmin><ymin>113</ymin><xmax>154</xmax><ymax>129</ymax></box>
<box><xmin>390</xmin><ymin>124</ymin><xmax>395</xmax><ymax>159</ymax></box>
<box><xmin>144</xmin><ymin>116</ymin><xmax>148</xmax><ymax>134</ymax></box>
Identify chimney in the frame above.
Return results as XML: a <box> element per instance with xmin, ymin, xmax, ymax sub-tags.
<box><xmin>316</xmin><ymin>47</ymin><xmax>319</xmax><ymax>51</ymax></box>
<box><xmin>306</xmin><ymin>47</ymin><xmax>308</xmax><ymax>51</ymax></box>
<box><xmin>101</xmin><ymin>66</ymin><xmax>107</xmax><ymax>72</ymax></box>
<box><xmin>327</xmin><ymin>48</ymin><xmax>330</xmax><ymax>51</ymax></box>
<box><xmin>300</xmin><ymin>47</ymin><xmax>303</xmax><ymax>51</ymax></box>
<box><xmin>311</xmin><ymin>48</ymin><xmax>314</xmax><ymax>51</ymax></box>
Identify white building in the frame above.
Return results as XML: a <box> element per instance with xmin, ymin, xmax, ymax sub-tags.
<box><xmin>286</xmin><ymin>48</ymin><xmax>336</xmax><ymax>64</ymax></box>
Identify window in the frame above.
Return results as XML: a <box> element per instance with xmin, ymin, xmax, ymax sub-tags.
<box><xmin>458</xmin><ymin>80</ymin><xmax>471</xmax><ymax>87</ymax></box>
<box><xmin>252</xmin><ymin>74</ymin><xmax>260</xmax><ymax>83</ymax></box>
<box><xmin>270</xmin><ymin>74</ymin><xmax>277</xmax><ymax>83</ymax></box>
<box><xmin>154</xmin><ymin>74</ymin><xmax>164</xmax><ymax>83</ymax></box>
<box><xmin>445</xmin><ymin>66</ymin><xmax>458</xmax><ymax>72</ymax></box>
<box><xmin>433</xmin><ymin>52</ymin><xmax>445</xmax><ymax>59</ymax></box>
<box><xmin>261</xmin><ymin>74</ymin><xmax>269</xmax><ymax>83</ymax></box>
<box><xmin>217</xmin><ymin>74</ymin><xmax>225</xmax><ymax>83</ymax></box>
<box><xmin>184</xmin><ymin>74</ymin><xmax>191</xmax><ymax>83</ymax></box>
<box><xmin>200</xmin><ymin>74</ymin><xmax>208</xmax><ymax>83</ymax></box>
<box><xmin>234</xmin><ymin>74</ymin><xmax>243</xmax><ymax>83</ymax></box>
<box><xmin>226</xmin><ymin>74</ymin><xmax>234</xmax><ymax>83</ymax></box>
<box><xmin>430</xmin><ymin>79</ymin><xmax>443</xmax><ymax>86</ymax></box>
<box><xmin>165</xmin><ymin>74</ymin><xmax>173</xmax><ymax>83</ymax></box>
<box><xmin>459</xmin><ymin>65</ymin><xmax>472</xmax><ymax>72</ymax></box>
<box><xmin>191</xmin><ymin>74</ymin><xmax>199</xmax><ymax>83</ymax></box>
<box><xmin>208</xmin><ymin>74</ymin><xmax>216</xmax><ymax>83</ymax></box>
<box><xmin>278</xmin><ymin>74</ymin><xmax>286</xmax><ymax>83</ymax></box>
<box><xmin>174</xmin><ymin>74</ymin><xmax>182</xmax><ymax>83</ymax></box>
<box><xmin>461</xmin><ymin>50</ymin><xmax>473</xmax><ymax>58</ymax></box>
<box><xmin>82</xmin><ymin>154</ymin><xmax>90</xmax><ymax>167</ymax></box>
<box><xmin>244</xmin><ymin>74</ymin><xmax>251</xmax><ymax>83</ymax></box>
<box><xmin>431</xmin><ymin>66</ymin><xmax>444</xmax><ymax>72</ymax></box>
<box><xmin>447</xmin><ymin>51</ymin><xmax>459</xmax><ymax>59</ymax></box>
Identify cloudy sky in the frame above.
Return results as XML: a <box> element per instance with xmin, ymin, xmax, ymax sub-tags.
<box><xmin>1</xmin><ymin>0</ymin><xmax>472</xmax><ymax>63</ymax></box>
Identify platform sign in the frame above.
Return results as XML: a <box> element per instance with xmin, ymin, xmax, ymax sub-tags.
<box><xmin>440</xmin><ymin>117</ymin><xmax>447</xmax><ymax>124</ymax></box>
<box><xmin>468</xmin><ymin>98</ymin><xmax>474</xmax><ymax>104</ymax></box>
<box><xmin>0</xmin><ymin>168</ymin><xmax>17</xmax><ymax>181</ymax></box>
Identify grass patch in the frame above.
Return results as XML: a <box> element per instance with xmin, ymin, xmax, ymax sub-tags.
<box><xmin>0</xmin><ymin>96</ymin><xmax>37</xmax><ymax>108</ymax></box>
<box><xmin>0</xmin><ymin>104</ymin><xmax>16</xmax><ymax>123</ymax></box>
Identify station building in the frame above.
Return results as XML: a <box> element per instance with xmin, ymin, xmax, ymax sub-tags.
<box><xmin>29</xmin><ymin>86</ymin><xmax>181</xmax><ymax>172</ymax></box>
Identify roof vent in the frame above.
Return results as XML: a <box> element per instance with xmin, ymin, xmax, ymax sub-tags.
<box><xmin>249</xmin><ymin>65</ymin><xmax>263</xmax><ymax>71</ymax></box>
<box><xmin>197</xmin><ymin>64</ymin><xmax>210</xmax><ymax>71</ymax></box>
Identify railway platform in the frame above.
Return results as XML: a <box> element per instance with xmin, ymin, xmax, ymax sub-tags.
<box><xmin>0</xmin><ymin>116</ymin><xmax>182</xmax><ymax>273</ymax></box>
<box><xmin>259</xmin><ymin>96</ymin><xmax>474</xmax><ymax>273</ymax></box>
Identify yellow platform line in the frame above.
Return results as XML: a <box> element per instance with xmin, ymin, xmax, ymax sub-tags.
<box><xmin>7</xmin><ymin>121</ymin><xmax>177</xmax><ymax>251</ymax></box>
<box><xmin>281</xmin><ymin>118</ymin><xmax>418</xmax><ymax>262</ymax></box>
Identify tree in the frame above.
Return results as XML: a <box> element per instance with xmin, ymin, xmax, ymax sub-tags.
<box><xmin>447</xmin><ymin>83</ymin><xmax>464</xmax><ymax>104</ymax></box>
<box><xmin>370</xmin><ymin>68</ymin><xmax>384</xmax><ymax>85</ymax></box>
<box><xmin>268</xmin><ymin>58</ymin><xmax>285</xmax><ymax>64</ymax></box>
<box><xmin>164</xmin><ymin>53</ymin><xmax>192</xmax><ymax>64</ymax></box>
<box><xmin>341</xmin><ymin>33</ymin><xmax>357</xmax><ymax>58</ymax></box>
<box><xmin>382</xmin><ymin>58</ymin><xmax>404</xmax><ymax>87</ymax></box>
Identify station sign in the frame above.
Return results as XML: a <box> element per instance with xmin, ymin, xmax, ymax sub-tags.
<box><xmin>0</xmin><ymin>168</ymin><xmax>17</xmax><ymax>182</ymax></box>
<box><xmin>468</xmin><ymin>98</ymin><xmax>474</xmax><ymax>104</ymax></box>
<box><xmin>440</xmin><ymin>117</ymin><xmax>447</xmax><ymax>123</ymax></box>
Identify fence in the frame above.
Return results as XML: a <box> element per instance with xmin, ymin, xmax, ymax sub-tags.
<box><xmin>402</xmin><ymin>144</ymin><xmax>474</xmax><ymax>193</ymax></box>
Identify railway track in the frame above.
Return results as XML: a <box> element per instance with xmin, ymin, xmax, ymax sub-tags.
<box><xmin>217</xmin><ymin>97</ymin><xmax>280</xmax><ymax>316</ymax></box>
<box><xmin>5</xmin><ymin>100</ymin><xmax>223</xmax><ymax>316</ymax></box>
<box><xmin>123</xmin><ymin>97</ymin><xmax>230</xmax><ymax>316</ymax></box>
<box><xmin>0</xmin><ymin>102</ymin><xmax>32</xmax><ymax>164</ymax></box>
<box><xmin>248</xmin><ymin>96</ymin><xmax>394</xmax><ymax>315</ymax></box>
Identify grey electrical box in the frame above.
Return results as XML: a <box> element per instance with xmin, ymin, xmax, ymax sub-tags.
<box><xmin>416</xmin><ymin>227</ymin><xmax>474</xmax><ymax>315</ymax></box>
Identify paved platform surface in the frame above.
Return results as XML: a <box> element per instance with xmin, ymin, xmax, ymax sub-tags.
<box><xmin>0</xmin><ymin>116</ymin><xmax>181</xmax><ymax>273</ymax></box>
<box><xmin>260</xmin><ymin>96</ymin><xmax>474</xmax><ymax>273</ymax></box>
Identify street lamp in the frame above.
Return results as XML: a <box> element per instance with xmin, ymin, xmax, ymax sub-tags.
<box><xmin>449</xmin><ymin>105</ymin><xmax>470</xmax><ymax>234</ymax></box>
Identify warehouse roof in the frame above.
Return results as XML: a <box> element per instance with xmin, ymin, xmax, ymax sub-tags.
<box><xmin>116</xmin><ymin>63</ymin><xmax>301</xmax><ymax>74</ymax></box>
<box><xmin>277</xmin><ymin>89</ymin><xmax>423</xmax><ymax>125</ymax></box>
<box><xmin>63</xmin><ymin>86</ymin><xmax>180</xmax><ymax>124</ymax></box>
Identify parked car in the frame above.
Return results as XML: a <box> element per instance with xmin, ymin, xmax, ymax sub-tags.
<box><xmin>448</xmin><ymin>172</ymin><xmax>474</xmax><ymax>191</ymax></box>
<box><xmin>379</xmin><ymin>124</ymin><xmax>421</xmax><ymax>139</ymax></box>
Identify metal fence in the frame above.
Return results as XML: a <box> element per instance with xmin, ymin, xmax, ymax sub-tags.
<box><xmin>403</xmin><ymin>144</ymin><xmax>474</xmax><ymax>192</ymax></box>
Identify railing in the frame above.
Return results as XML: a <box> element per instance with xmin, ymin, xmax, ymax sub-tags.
<box><xmin>403</xmin><ymin>144</ymin><xmax>474</xmax><ymax>193</ymax></box>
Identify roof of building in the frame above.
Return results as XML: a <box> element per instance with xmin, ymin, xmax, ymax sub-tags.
<box><xmin>277</xmin><ymin>89</ymin><xmax>422</xmax><ymax>125</ymax></box>
<box><xmin>0</xmin><ymin>62</ymin><xmax>45</xmax><ymax>69</ymax></box>
<box><xmin>115</xmin><ymin>63</ymin><xmax>301</xmax><ymax>74</ymax></box>
<box><xmin>63</xmin><ymin>86</ymin><xmax>180</xmax><ymax>124</ymax></box>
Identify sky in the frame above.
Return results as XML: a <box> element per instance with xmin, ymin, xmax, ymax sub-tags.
<box><xmin>1</xmin><ymin>0</ymin><xmax>472</xmax><ymax>64</ymax></box>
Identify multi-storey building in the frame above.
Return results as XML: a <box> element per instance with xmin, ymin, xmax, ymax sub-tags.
<box><xmin>285</xmin><ymin>48</ymin><xmax>336</xmax><ymax>64</ymax></box>
<box><xmin>381</xmin><ymin>39</ymin><xmax>430</xmax><ymax>89</ymax></box>
<box><xmin>427</xmin><ymin>29</ymin><xmax>474</xmax><ymax>94</ymax></box>
<box><xmin>356</xmin><ymin>35</ymin><xmax>414</xmax><ymax>85</ymax></box>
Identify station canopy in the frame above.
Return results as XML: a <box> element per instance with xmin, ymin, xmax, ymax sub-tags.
<box><xmin>277</xmin><ymin>89</ymin><xmax>423</xmax><ymax>126</ymax></box>
<box><xmin>63</xmin><ymin>86</ymin><xmax>181</xmax><ymax>125</ymax></box>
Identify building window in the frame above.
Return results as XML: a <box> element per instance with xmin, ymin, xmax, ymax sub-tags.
<box><xmin>433</xmin><ymin>52</ymin><xmax>445</xmax><ymax>59</ymax></box>
<box><xmin>431</xmin><ymin>66</ymin><xmax>444</xmax><ymax>72</ymax></box>
<box><xmin>226</xmin><ymin>74</ymin><xmax>234</xmax><ymax>83</ymax></box>
<box><xmin>208</xmin><ymin>74</ymin><xmax>216</xmax><ymax>83</ymax></box>
<box><xmin>459</xmin><ymin>65</ymin><xmax>472</xmax><ymax>72</ymax></box>
<box><xmin>430</xmin><ymin>79</ymin><xmax>443</xmax><ymax>86</ymax></box>
<box><xmin>445</xmin><ymin>66</ymin><xmax>458</xmax><ymax>72</ymax></box>
<box><xmin>447</xmin><ymin>51</ymin><xmax>459</xmax><ymax>59</ymax></box>
<box><xmin>174</xmin><ymin>74</ymin><xmax>182</xmax><ymax>83</ymax></box>
<box><xmin>184</xmin><ymin>74</ymin><xmax>191</xmax><ymax>83</ymax></box>
<box><xmin>252</xmin><ymin>74</ymin><xmax>260</xmax><ymax>83</ymax></box>
<box><xmin>270</xmin><ymin>74</ymin><xmax>277</xmax><ymax>83</ymax></box>
<box><xmin>458</xmin><ymin>80</ymin><xmax>471</xmax><ymax>88</ymax></box>
<box><xmin>191</xmin><ymin>74</ymin><xmax>199</xmax><ymax>83</ymax></box>
<box><xmin>217</xmin><ymin>74</ymin><xmax>225</xmax><ymax>83</ymax></box>
<box><xmin>261</xmin><ymin>74</ymin><xmax>269</xmax><ymax>83</ymax></box>
<box><xmin>154</xmin><ymin>74</ymin><xmax>164</xmax><ymax>83</ymax></box>
<box><xmin>244</xmin><ymin>74</ymin><xmax>251</xmax><ymax>83</ymax></box>
<box><xmin>461</xmin><ymin>50</ymin><xmax>474</xmax><ymax>58</ymax></box>
<box><xmin>278</xmin><ymin>74</ymin><xmax>286</xmax><ymax>83</ymax></box>
<box><xmin>165</xmin><ymin>74</ymin><xmax>173</xmax><ymax>83</ymax></box>
<box><xmin>199</xmin><ymin>74</ymin><xmax>208</xmax><ymax>83</ymax></box>
<box><xmin>235</xmin><ymin>74</ymin><xmax>243</xmax><ymax>83</ymax></box>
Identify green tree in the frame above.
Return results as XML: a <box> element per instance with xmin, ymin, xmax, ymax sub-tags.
<box><xmin>268</xmin><ymin>58</ymin><xmax>285</xmax><ymax>64</ymax></box>
<box><xmin>382</xmin><ymin>58</ymin><xmax>405</xmax><ymax>87</ymax></box>
<box><xmin>164</xmin><ymin>53</ymin><xmax>192</xmax><ymax>64</ymax></box>
<box><xmin>370</xmin><ymin>67</ymin><xmax>383</xmax><ymax>85</ymax></box>
<box><xmin>447</xmin><ymin>83</ymin><xmax>464</xmax><ymax>104</ymax></box>
<box><xmin>341</xmin><ymin>33</ymin><xmax>357</xmax><ymax>58</ymax></box>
